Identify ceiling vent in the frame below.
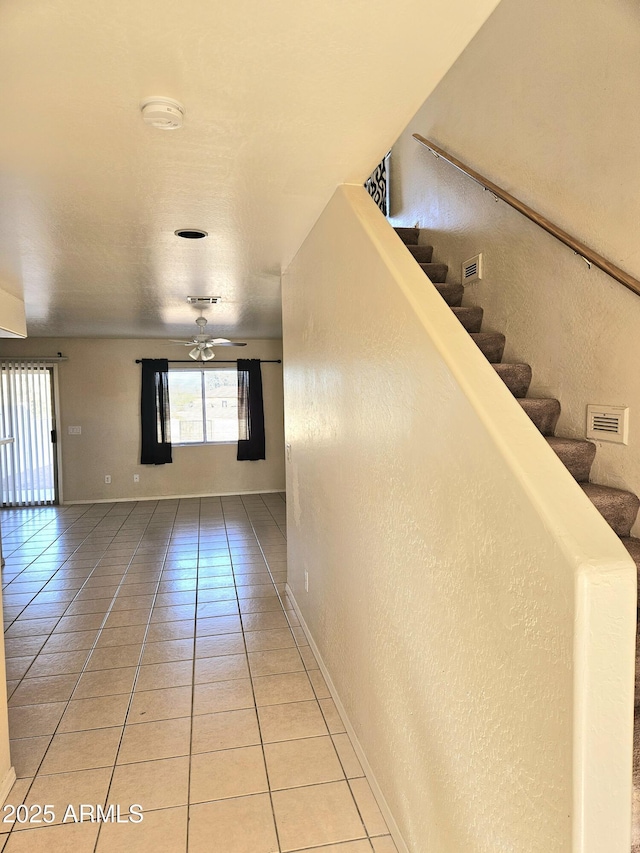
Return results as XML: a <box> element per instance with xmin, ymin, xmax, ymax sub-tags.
<box><xmin>586</xmin><ymin>404</ymin><xmax>629</xmax><ymax>444</ymax></box>
<box><xmin>187</xmin><ymin>296</ymin><xmax>220</xmax><ymax>305</ymax></box>
<box><xmin>140</xmin><ymin>97</ymin><xmax>184</xmax><ymax>130</ymax></box>
<box><xmin>462</xmin><ymin>253</ymin><xmax>483</xmax><ymax>284</ymax></box>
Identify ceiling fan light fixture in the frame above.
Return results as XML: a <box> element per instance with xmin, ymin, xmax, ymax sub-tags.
<box><xmin>189</xmin><ymin>347</ymin><xmax>200</xmax><ymax>360</ymax></box>
<box><xmin>201</xmin><ymin>347</ymin><xmax>215</xmax><ymax>361</ymax></box>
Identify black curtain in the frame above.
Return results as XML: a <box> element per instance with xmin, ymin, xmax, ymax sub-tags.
<box><xmin>237</xmin><ymin>359</ymin><xmax>266</xmax><ymax>461</ymax></box>
<box><xmin>140</xmin><ymin>359</ymin><xmax>172</xmax><ymax>465</ymax></box>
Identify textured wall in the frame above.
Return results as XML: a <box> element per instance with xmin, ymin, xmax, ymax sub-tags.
<box><xmin>0</xmin><ymin>337</ymin><xmax>285</xmax><ymax>502</ymax></box>
<box><xmin>0</xmin><ymin>288</ymin><xmax>25</xmax><ymax>338</ymax></box>
<box><xmin>389</xmin><ymin>0</ymin><xmax>640</xmax><ymax>536</ymax></box>
<box><xmin>282</xmin><ymin>185</ymin><xmax>635</xmax><ymax>852</ymax></box>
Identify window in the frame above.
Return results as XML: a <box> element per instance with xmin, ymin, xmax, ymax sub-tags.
<box><xmin>168</xmin><ymin>369</ymin><xmax>239</xmax><ymax>444</ymax></box>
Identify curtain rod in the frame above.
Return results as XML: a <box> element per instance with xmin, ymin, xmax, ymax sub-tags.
<box><xmin>135</xmin><ymin>359</ymin><xmax>281</xmax><ymax>364</ymax></box>
<box><xmin>0</xmin><ymin>355</ymin><xmax>67</xmax><ymax>362</ymax></box>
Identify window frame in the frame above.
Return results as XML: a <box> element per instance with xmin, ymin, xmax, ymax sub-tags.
<box><xmin>168</xmin><ymin>366</ymin><xmax>239</xmax><ymax>447</ymax></box>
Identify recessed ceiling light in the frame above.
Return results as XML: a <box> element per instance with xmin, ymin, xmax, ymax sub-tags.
<box><xmin>175</xmin><ymin>229</ymin><xmax>208</xmax><ymax>239</ymax></box>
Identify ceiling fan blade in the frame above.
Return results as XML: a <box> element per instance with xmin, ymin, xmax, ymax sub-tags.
<box><xmin>169</xmin><ymin>340</ymin><xmax>195</xmax><ymax>344</ymax></box>
<box><xmin>210</xmin><ymin>341</ymin><xmax>247</xmax><ymax>347</ymax></box>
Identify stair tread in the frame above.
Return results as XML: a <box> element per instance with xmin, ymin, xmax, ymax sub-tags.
<box><xmin>471</xmin><ymin>332</ymin><xmax>505</xmax><ymax>340</ymax></box>
<box><xmin>470</xmin><ymin>332</ymin><xmax>505</xmax><ymax>364</ymax></box>
<box><xmin>407</xmin><ymin>245</ymin><xmax>434</xmax><ymax>263</ymax></box>
<box><xmin>545</xmin><ymin>436</ymin><xmax>596</xmax><ymax>482</ymax></box>
<box><xmin>620</xmin><ymin>536</ymin><xmax>640</xmax><ymax>568</ymax></box>
<box><xmin>493</xmin><ymin>364</ymin><xmax>532</xmax><ymax>398</ymax></box>
<box><xmin>546</xmin><ymin>436</ymin><xmax>594</xmax><ymax>449</ymax></box>
<box><xmin>394</xmin><ymin>227</ymin><xmax>419</xmax><ymax>245</ymax></box>
<box><xmin>435</xmin><ymin>283</ymin><xmax>463</xmax><ymax>307</ymax></box>
<box><xmin>517</xmin><ymin>398</ymin><xmax>561</xmax><ymax>436</ymax></box>
<box><xmin>451</xmin><ymin>306</ymin><xmax>483</xmax><ymax>332</ymax></box>
<box><xmin>580</xmin><ymin>483</ymin><xmax>640</xmax><ymax>537</ymax></box>
<box><xmin>419</xmin><ymin>262</ymin><xmax>448</xmax><ymax>283</ymax></box>
<box><xmin>581</xmin><ymin>482</ymin><xmax>639</xmax><ymax>500</ymax></box>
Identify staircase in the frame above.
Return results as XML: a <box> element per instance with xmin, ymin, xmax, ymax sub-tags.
<box><xmin>395</xmin><ymin>225</ymin><xmax>640</xmax><ymax>850</ymax></box>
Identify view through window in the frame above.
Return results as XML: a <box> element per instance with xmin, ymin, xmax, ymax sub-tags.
<box><xmin>168</xmin><ymin>368</ymin><xmax>239</xmax><ymax>444</ymax></box>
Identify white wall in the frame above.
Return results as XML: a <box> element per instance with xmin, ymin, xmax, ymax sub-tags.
<box><xmin>0</xmin><ymin>337</ymin><xmax>285</xmax><ymax>502</ymax></box>
<box><xmin>0</xmin><ymin>288</ymin><xmax>25</xmax><ymax>338</ymax></box>
<box><xmin>282</xmin><ymin>185</ymin><xmax>635</xmax><ymax>852</ymax></box>
<box><xmin>388</xmin><ymin>0</ymin><xmax>640</xmax><ymax>535</ymax></box>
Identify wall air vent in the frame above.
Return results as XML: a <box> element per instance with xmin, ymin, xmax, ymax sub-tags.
<box><xmin>462</xmin><ymin>253</ymin><xmax>483</xmax><ymax>284</ymax></box>
<box><xmin>586</xmin><ymin>404</ymin><xmax>629</xmax><ymax>445</ymax></box>
<box><xmin>186</xmin><ymin>296</ymin><xmax>220</xmax><ymax>305</ymax></box>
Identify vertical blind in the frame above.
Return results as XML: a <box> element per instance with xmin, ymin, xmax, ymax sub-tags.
<box><xmin>0</xmin><ymin>361</ymin><xmax>56</xmax><ymax>506</ymax></box>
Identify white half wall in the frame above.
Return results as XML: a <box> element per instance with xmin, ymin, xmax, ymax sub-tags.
<box><xmin>282</xmin><ymin>184</ymin><xmax>636</xmax><ymax>852</ymax></box>
<box><xmin>388</xmin><ymin>0</ymin><xmax>640</xmax><ymax>537</ymax></box>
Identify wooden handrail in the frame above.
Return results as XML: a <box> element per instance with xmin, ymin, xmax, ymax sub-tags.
<box><xmin>413</xmin><ymin>134</ymin><xmax>640</xmax><ymax>298</ymax></box>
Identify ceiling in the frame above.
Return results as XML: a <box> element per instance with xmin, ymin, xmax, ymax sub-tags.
<box><xmin>0</xmin><ymin>0</ymin><xmax>500</xmax><ymax>340</ymax></box>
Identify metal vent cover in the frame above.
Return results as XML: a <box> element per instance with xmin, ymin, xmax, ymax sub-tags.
<box><xmin>462</xmin><ymin>253</ymin><xmax>483</xmax><ymax>284</ymax></box>
<box><xmin>586</xmin><ymin>404</ymin><xmax>629</xmax><ymax>444</ymax></box>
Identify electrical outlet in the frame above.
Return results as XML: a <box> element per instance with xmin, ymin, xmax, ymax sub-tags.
<box><xmin>104</xmin><ymin>475</ymin><xmax>111</xmax><ymax>484</ymax></box>
<box><xmin>304</xmin><ymin>571</ymin><xmax>309</xmax><ymax>592</ymax></box>
<box><xmin>133</xmin><ymin>474</ymin><xmax>140</xmax><ymax>483</ymax></box>
<box><xmin>68</xmin><ymin>426</ymin><xmax>82</xmax><ymax>435</ymax></box>
<box><xmin>286</xmin><ymin>443</ymin><xmax>292</xmax><ymax>462</ymax></box>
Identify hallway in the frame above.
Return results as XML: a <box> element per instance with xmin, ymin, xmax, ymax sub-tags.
<box><xmin>0</xmin><ymin>494</ymin><xmax>396</xmax><ymax>852</ymax></box>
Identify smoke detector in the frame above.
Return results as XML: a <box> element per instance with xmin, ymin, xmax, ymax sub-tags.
<box><xmin>140</xmin><ymin>97</ymin><xmax>184</xmax><ymax>130</ymax></box>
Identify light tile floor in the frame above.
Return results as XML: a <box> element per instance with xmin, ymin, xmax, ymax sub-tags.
<box><xmin>0</xmin><ymin>494</ymin><xmax>398</xmax><ymax>852</ymax></box>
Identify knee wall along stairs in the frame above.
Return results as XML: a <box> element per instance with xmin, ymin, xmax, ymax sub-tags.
<box><xmin>395</xmin><ymin>225</ymin><xmax>640</xmax><ymax>851</ymax></box>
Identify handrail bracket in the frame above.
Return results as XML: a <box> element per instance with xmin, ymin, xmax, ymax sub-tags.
<box><xmin>413</xmin><ymin>133</ymin><xmax>640</xmax><ymax>298</ymax></box>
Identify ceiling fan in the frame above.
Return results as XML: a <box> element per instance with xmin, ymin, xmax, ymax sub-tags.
<box><xmin>171</xmin><ymin>316</ymin><xmax>247</xmax><ymax>361</ymax></box>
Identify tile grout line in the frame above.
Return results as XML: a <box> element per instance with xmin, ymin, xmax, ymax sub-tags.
<box><xmin>6</xmin><ymin>505</ymin><xmax>144</xmax><ymax>693</ymax></box>
<box><xmin>4</xmin><ymin>500</ymin><xmax>170</xmax><ymax>844</ymax></box>
<box><xmin>92</xmin><ymin>500</ymin><xmax>181</xmax><ymax>853</ymax></box>
<box><xmin>3</xmin><ymin>503</ymin><xmax>144</xmax><ymax>840</ymax></box>
<box><xmin>232</xmin><ymin>496</ymin><xmax>284</xmax><ymax>853</ymax></box>
<box><xmin>2</xmin><ymin>503</ymin><xmax>110</xmax><ymax>629</ymax></box>
<box><xmin>242</xmin><ymin>494</ymin><xmax>376</xmax><ymax>848</ymax></box>
<box><xmin>185</xmin><ymin>495</ymin><xmax>211</xmax><ymax>852</ymax></box>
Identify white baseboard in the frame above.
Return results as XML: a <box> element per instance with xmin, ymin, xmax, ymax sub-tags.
<box><xmin>0</xmin><ymin>766</ymin><xmax>16</xmax><ymax>805</ymax></box>
<box><xmin>285</xmin><ymin>583</ymin><xmax>410</xmax><ymax>853</ymax></box>
<box><xmin>63</xmin><ymin>488</ymin><xmax>285</xmax><ymax>505</ymax></box>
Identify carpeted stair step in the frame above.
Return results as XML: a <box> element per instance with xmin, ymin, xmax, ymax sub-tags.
<box><xmin>493</xmin><ymin>363</ymin><xmax>532</xmax><ymax>397</ymax></box>
<box><xmin>435</xmin><ymin>283</ymin><xmax>464</xmax><ymax>307</ymax></box>
<box><xmin>407</xmin><ymin>245</ymin><xmax>434</xmax><ymax>263</ymax></box>
<box><xmin>419</xmin><ymin>263</ymin><xmax>448</xmax><ymax>283</ymax></box>
<box><xmin>580</xmin><ymin>483</ymin><xmax>640</xmax><ymax>537</ymax></box>
<box><xmin>451</xmin><ymin>306</ymin><xmax>483</xmax><ymax>332</ymax></box>
<box><xmin>518</xmin><ymin>398</ymin><xmax>561</xmax><ymax>435</ymax></box>
<box><xmin>546</xmin><ymin>436</ymin><xmax>596</xmax><ymax>482</ymax></box>
<box><xmin>620</xmin><ymin>536</ymin><xmax>640</xmax><ymax>571</ymax></box>
<box><xmin>395</xmin><ymin>227</ymin><xmax>419</xmax><ymax>245</ymax></box>
<box><xmin>470</xmin><ymin>332</ymin><xmax>506</xmax><ymax>363</ymax></box>
<box><xmin>635</xmin><ymin>627</ymin><xmax>640</xmax><ymax>706</ymax></box>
